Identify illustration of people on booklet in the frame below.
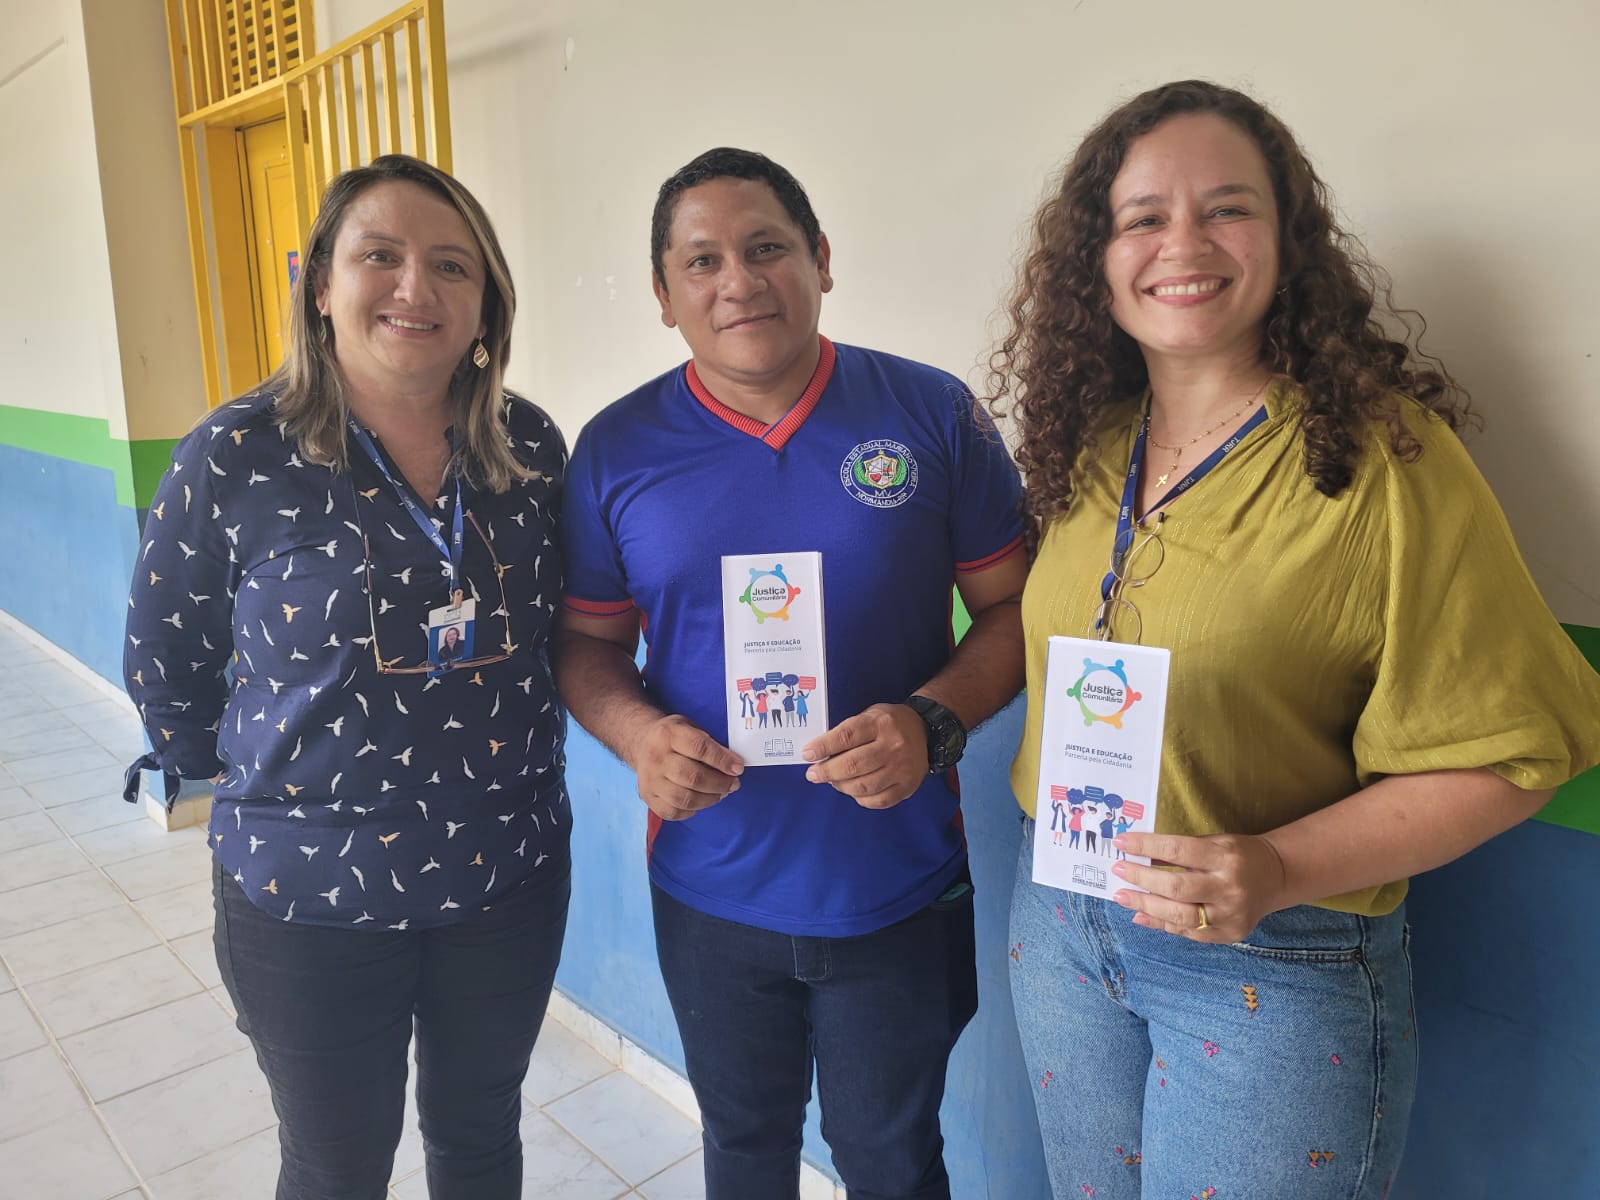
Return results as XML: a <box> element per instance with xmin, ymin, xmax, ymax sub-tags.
<box><xmin>1043</xmin><ymin>785</ymin><xmax>1142</xmax><ymax>858</ymax></box>
<box><xmin>736</xmin><ymin>673</ymin><xmax>819</xmax><ymax>734</ymax></box>
<box><xmin>1048</xmin><ymin>786</ymin><xmax>1069</xmax><ymax>845</ymax></box>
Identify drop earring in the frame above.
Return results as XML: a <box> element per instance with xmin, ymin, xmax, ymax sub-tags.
<box><xmin>471</xmin><ymin>338</ymin><xmax>490</xmax><ymax>369</ymax></box>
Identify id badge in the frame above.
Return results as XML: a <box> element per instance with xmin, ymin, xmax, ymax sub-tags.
<box><xmin>427</xmin><ymin>594</ymin><xmax>476</xmax><ymax>673</ymax></box>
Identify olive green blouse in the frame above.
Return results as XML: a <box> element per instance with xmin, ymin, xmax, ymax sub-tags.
<box><xmin>1010</xmin><ymin>383</ymin><xmax>1600</xmax><ymax>915</ymax></box>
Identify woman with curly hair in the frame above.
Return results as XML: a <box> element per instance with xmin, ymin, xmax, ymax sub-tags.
<box><xmin>992</xmin><ymin>80</ymin><xmax>1600</xmax><ymax>1198</ymax></box>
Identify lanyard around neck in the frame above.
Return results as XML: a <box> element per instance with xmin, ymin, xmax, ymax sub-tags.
<box><xmin>1099</xmin><ymin>401</ymin><xmax>1268</xmax><ymax>610</ymax></box>
<box><xmin>347</xmin><ymin>418</ymin><xmax>465</xmax><ymax>594</ymax></box>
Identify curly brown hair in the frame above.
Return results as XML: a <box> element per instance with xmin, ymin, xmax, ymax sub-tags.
<box><xmin>985</xmin><ymin>79</ymin><xmax>1475</xmax><ymax>549</ymax></box>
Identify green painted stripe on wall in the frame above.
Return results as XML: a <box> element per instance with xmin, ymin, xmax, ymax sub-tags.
<box><xmin>0</xmin><ymin>405</ymin><xmax>177</xmax><ymax>509</ymax></box>
<box><xmin>127</xmin><ymin>436</ymin><xmax>180</xmax><ymax>509</ymax></box>
<box><xmin>0</xmin><ymin>405</ymin><xmax>115</xmax><ymax>467</ymax></box>
<box><xmin>1537</xmin><ymin>624</ymin><xmax>1600</xmax><ymax>835</ymax></box>
<box><xmin>1562</xmin><ymin>622</ymin><xmax>1600</xmax><ymax>664</ymax></box>
<box><xmin>952</xmin><ymin>590</ymin><xmax>972</xmax><ymax>641</ymax></box>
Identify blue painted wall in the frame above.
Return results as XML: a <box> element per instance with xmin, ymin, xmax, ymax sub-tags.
<box><xmin>1398</xmin><ymin>818</ymin><xmax>1600</xmax><ymax>1199</ymax></box>
<box><xmin>0</xmin><ymin>443</ymin><xmax>141</xmax><ymax>684</ymax></box>
<box><xmin>559</xmin><ymin>695</ymin><xmax>1600</xmax><ymax>1199</ymax></box>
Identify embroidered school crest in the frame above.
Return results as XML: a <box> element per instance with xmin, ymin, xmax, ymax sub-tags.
<box><xmin>840</xmin><ymin>439</ymin><xmax>918</xmax><ymax>508</ymax></box>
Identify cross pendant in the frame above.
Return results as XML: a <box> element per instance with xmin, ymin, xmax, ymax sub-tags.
<box><xmin>1154</xmin><ymin>471</ymin><xmax>1171</xmax><ymax>489</ymax></box>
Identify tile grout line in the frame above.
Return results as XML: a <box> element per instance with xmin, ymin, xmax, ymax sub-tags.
<box><xmin>0</xmin><ymin>895</ymin><xmax>239</xmax><ymax>1190</ymax></box>
<box><xmin>525</xmin><ymin>1061</ymin><xmax>622</xmax><ymax>1110</ymax></box>
<box><xmin>541</xmin><ymin>998</ymin><xmax>847</xmax><ymax>1200</ymax></box>
<box><xmin>0</xmin><ymin>809</ymin><xmax>230</xmax><ymax>1189</ymax></box>
<box><xmin>621</xmin><ymin>1144</ymin><xmax>702</xmax><ymax>1197</ymax></box>
<box><xmin>0</xmin><ymin>610</ymin><xmax>137</xmax><ymax>713</ymax></box>
<box><xmin>18</xmin><ymin>802</ymin><xmax>219</xmax><ymax>1003</ymax></box>
<box><xmin>0</xmin><ymin>735</ymin><xmax>238</xmax><ymax>1191</ymax></box>
<box><xmin>1</xmin><ymin>964</ymin><xmax>152</xmax><ymax>1195</ymax></box>
<box><xmin>530</xmin><ymin>1012</ymin><xmax>704</xmax><ymax>1197</ymax></box>
<box><xmin>534</xmin><ymin>1102</ymin><xmax>649</xmax><ymax>1195</ymax></box>
<box><xmin>0</xmin><ymin>634</ymin><xmax>182</xmax><ymax>1195</ymax></box>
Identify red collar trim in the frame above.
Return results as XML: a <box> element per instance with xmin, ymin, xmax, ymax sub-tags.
<box><xmin>684</xmin><ymin>336</ymin><xmax>836</xmax><ymax>450</ymax></box>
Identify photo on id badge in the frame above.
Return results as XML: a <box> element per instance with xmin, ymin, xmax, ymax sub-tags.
<box><xmin>428</xmin><ymin>596</ymin><xmax>476</xmax><ymax>672</ymax></box>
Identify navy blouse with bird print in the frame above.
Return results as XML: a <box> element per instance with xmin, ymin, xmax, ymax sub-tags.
<box><xmin>124</xmin><ymin>391</ymin><xmax>569</xmax><ymax>928</ymax></box>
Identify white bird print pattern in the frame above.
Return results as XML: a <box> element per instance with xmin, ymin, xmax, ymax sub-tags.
<box><xmin>123</xmin><ymin>392</ymin><xmax>569</xmax><ymax>928</ymax></box>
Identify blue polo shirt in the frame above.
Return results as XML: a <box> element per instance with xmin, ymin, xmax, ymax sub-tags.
<box><xmin>564</xmin><ymin>337</ymin><xmax>1022</xmax><ymax>936</ymax></box>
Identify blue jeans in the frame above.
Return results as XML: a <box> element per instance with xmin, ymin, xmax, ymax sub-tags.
<box><xmin>213</xmin><ymin>860</ymin><xmax>570</xmax><ymax>1200</ymax></box>
<box><xmin>1009</xmin><ymin>824</ymin><xmax>1417</xmax><ymax>1199</ymax></box>
<box><xmin>652</xmin><ymin>876</ymin><xmax>978</xmax><ymax>1200</ymax></box>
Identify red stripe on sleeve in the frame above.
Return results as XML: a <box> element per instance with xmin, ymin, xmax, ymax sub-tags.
<box><xmin>563</xmin><ymin>596</ymin><xmax>639</xmax><ymax>618</ymax></box>
<box><xmin>955</xmin><ymin>535</ymin><xmax>1024</xmax><ymax>575</ymax></box>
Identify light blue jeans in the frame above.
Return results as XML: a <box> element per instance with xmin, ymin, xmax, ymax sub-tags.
<box><xmin>1009</xmin><ymin>822</ymin><xmax>1417</xmax><ymax>1199</ymax></box>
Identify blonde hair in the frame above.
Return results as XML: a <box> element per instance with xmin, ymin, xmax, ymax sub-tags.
<box><xmin>260</xmin><ymin>154</ymin><xmax>530</xmax><ymax>492</ymax></box>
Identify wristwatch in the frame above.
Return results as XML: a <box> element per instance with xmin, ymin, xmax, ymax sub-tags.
<box><xmin>906</xmin><ymin>695</ymin><xmax>967</xmax><ymax>773</ymax></box>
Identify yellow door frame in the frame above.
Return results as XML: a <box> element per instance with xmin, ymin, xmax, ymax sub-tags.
<box><xmin>164</xmin><ymin>0</ymin><xmax>454</xmax><ymax>408</ymax></box>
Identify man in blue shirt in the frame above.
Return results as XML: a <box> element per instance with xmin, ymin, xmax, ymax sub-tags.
<box><xmin>556</xmin><ymin>148</ymin><xmax>1026</xmax><ymax>1200</ymax></box>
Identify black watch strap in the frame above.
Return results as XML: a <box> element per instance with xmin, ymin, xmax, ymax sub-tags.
<box><xmin>906</xmin><ymin>695</ymin><xmax>967</xmax><ymax>773</ymax></box>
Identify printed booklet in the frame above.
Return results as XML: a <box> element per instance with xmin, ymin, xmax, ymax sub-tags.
<box><xmin>1032</xmin><ymin>635</ymin><xmax>1170</xmax><ymax>897</ymax></box>
<box><xmin>721</xmin><ymin>552</ymin><xmax>828</xmax><ymax>766</ymax></box>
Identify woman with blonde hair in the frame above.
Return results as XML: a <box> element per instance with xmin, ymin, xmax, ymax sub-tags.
<box><xmin>125</xmin><ymin>154</ymin><xmax>569</xmax><ymax>1199</ymax></box>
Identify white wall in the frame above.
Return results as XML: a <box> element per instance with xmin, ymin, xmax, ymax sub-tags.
<box><xmin>0</xmin><ymin>0</ymin><xmax>124</xmax><ymax>432</ymax></box>
<box><xmin>81</xmin><ymin>0</ymin><xmax>207</xmax><ymax>442</ymax></box>
<box><xmin>336</xmin><ymin>0</ymin><xmax>1600</xmax><ymax>626</ymax></box>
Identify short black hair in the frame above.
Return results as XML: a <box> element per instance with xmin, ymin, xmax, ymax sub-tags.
<box><xmin>650</xmin><ymin>147</ymin><xmax>822</xmax><ymax>286</ymax></box>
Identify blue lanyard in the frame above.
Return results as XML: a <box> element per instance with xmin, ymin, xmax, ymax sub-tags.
<box><xmin>1099</xmin><ymin>400</ymin><xmax>1268</xmax><ymax>608</ymax></box>
<box><xmin>347</xmin><ymin>419</ymin><xmax>465</xmax><ymax>594</ymax></box>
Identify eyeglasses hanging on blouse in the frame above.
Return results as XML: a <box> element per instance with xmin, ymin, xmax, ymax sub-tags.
<box><xmin>353</xmin><ymin>504</ymin><xmax>516</xmax><ymax>676</ymax></box>
<box><xmin>1088</xmin><ymin>511</ymin><xmax>1165</xmax><ymax>644</ymax></box>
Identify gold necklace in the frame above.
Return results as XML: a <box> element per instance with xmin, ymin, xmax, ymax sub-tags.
<box><xmin>1147</xmin><ymin>382</ymin><xmax>1269</xmax><ymax>490</ymax></box>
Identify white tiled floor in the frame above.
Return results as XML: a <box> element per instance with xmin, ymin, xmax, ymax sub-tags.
<box><xmin>0</xmin><ymin>622</ymin><xmax>713</xmax><ymax>1199</ymax></box>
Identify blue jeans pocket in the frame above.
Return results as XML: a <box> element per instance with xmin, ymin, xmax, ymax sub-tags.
<box><xmin>1226</xmin><ymin>903</ymin><xmax>1377</xmax><ymax>963</ymax></box>
<box><xmin>1230</xmin><ymin>938</ymin><xmax>1366</xmax><ymax>963</ymax></box>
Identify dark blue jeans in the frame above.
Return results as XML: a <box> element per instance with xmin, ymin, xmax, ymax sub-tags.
<box><xmin>213</xmin><ymin>860</ymin><xmax>569</xmax><ymax>1200</ymax></box>
<box><xmin>652</xmin><ymin>876</ymin><xmax>978</xmax><ymax>1200</ymax></box>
